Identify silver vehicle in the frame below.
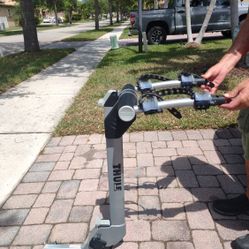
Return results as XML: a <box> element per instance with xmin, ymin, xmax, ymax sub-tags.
<box><xmin>130</xmin><ymin>0</ymin><xmax>249</xmax><ymax>44</ymax></box>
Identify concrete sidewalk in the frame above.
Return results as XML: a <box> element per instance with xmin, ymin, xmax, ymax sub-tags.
<box><xmin>0</xmin><ymin>128</ymin><xmax>247</xmax><ymax>249</ymax></box>
<box><xmin>0</xmin><ymin>23</ymin><xmax>127</xmax><ymax>207</ymax></box>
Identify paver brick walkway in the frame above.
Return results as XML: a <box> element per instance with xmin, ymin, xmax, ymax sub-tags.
<box><xmin>0</xmin><ymin>128</ymin><xmax>248</xmax><ymax>249</ymax></box>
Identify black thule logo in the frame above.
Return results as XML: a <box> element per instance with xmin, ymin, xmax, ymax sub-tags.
<box><xmin>113</xmin><ymin>164</ymin><xmax>122</xmax><ymax>191</ymax></box>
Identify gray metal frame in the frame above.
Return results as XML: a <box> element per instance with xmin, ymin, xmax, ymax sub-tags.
<box><xmin>44</xmin><ymin>92</ymin><xmax>126</xmax><ymax>249</ymax></box>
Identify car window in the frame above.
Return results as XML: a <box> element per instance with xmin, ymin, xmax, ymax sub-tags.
<box><xmin>190</xmin><ymin>0</ymin><xmax>214</xmax><ymax>7</ymax></box>
<box><xmin>216</xmin><ymin>0</ymin><xmax>230</xmax><ymax>6</ymax></box>
<box><xmin>175</xmin><ymin>0</ymin><xmax>184</xmax><ymax>7</ymax></box>
<box><xmin>168</xmin><ymin>0</ymin><xmax>175</xmax><ymax>8</ymax></box>
<box><xmin>190</xmin><ymin>0</ymin><xmax>205</xmax><ymax>7</ymax></box>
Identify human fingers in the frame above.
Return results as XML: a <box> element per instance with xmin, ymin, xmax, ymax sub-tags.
<box><xmin>200</xmin><ymin>82</ymin><xmax>219</xmax><ymax>94</ymax></box>
<box><xmin>202</xmin><ymin>64</ymin><xmax>229</xmax><ymax>85</ymax></box>
<box><xmin>223</xmin><ymin>84</ymin><xmax>242</xmax><ymax>99</ymax></box>
<box><xmin>220</xmin><ymin>96</ymin><xmax>241</xmax><ymax>110</ymax></box>
<box><xmin>220</xmin><ymin>84</ymin><xmax>246</xmax><ymax>110</ymax></box>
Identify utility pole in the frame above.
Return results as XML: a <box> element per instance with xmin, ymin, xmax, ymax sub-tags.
<box><xmin>138</xmin><ymin>0</ymin><xmax>143</xmax><ymax>53</ymax></box>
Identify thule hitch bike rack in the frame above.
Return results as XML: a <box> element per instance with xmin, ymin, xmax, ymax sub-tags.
<box><xmin>44</xmin><ymin>73</ymin><xmax>230</xmax><ymax>249</ymax></box>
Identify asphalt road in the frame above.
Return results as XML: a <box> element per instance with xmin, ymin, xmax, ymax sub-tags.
<box><xmin>0</xmin><ymin>19</ymin><xmax>110</xmax><ymax>56</ymax></box>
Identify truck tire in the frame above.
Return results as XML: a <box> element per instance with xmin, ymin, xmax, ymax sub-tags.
<box><xmin>221</xmin><ymin>16</ymin><xmax>246</xmax><ymax>38</ymax></box>
<box><xmin>221</xmin><ymin>30</ymin><xmax>231</xmax><ymax>38</ymax></box>
<box><xmin>147</xmin><ymin>26</ymin><xmax>167</xmax><ymax>44</ymax></box>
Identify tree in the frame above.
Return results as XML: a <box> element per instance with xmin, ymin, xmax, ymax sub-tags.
<box><xmin>195</xmin><ymin>0</ymin><xmax>216</xmax><ymax>44</ymax></box>
<box><xmin>108</xmin><ymin>0</ymin><xmax>113</xmax><ymax>25</ymax></box>
<box><xmin>185</xmin><ymin>0</ymin><xmax>193</xmax><ymax>43</ymax></box>
<box><xmin>116</xmin><ymin>0</ymin><xmax>120</xmax><ymax>22</ymax></box>
<box><xmin>154</xmin><ymin>0</ymin><xmax>158</xmax><ymax>9</ymax></box>
<box><xmin>20</xmin><ymin>0</ymin><xmax>40</xmax><ymax>52</ymax></box>
<box><xmin>94</xmin><ymin>0</ymin><xmax>100</xmax><ymax>30</ymax></box>
<box><xmin>185</xmin><ymin>0</ymin><xmax>217</xmax><ymax>47</ymax></box>
<box><xmin>83</xmin><ymin>0</ymin><xmax>95</xmax><ymax>19</ymax></box>
<box><xmin>64</xmin><ymin>0</ymin><xmax>77</xmax><ymax>24</ymax></box>
<box><xmin>45</xmin><ymin>0</ymin><xmax>64</xmax><ymax>25</ymax></box>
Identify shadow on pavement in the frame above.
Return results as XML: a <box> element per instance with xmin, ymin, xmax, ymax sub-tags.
<box><xmin>97</xmin><ymin>128</ymin><xmax>249</xmax><ymax>233</ymax></box>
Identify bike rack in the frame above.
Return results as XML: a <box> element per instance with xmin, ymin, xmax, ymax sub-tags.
<box><xmin>44</xmin><ymin>73</ymin><xmax>229</xmax><ymax>249</ymax></box>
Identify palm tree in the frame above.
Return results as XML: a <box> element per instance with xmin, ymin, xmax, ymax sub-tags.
<box><xmin>185</xmin><ymin>0</ymin><xmax>193</xmax><ymax>43</ymax></box>
<box><xmin>185</xmin><ymin>0</ymin><xmax>217</xmax><ymax>47</ymax></box>
<box><xmin>195</xmin><ymin>0</ymin><xmax>216</xmax><ymax>44</ymax></box>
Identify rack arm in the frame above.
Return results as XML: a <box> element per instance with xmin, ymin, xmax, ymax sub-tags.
<box><xmin>119</xmin><ymin>91</ymin><xmax>229</xmax><ymax>122</ymax></box>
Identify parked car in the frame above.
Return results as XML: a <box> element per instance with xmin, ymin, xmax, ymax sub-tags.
<box><xmin>130</xmin><ymin>0</ymin><xmax>249</xmax><ymax>44</ymax></box>
<box><xmin>42</xmin><ymin>16</ymin><xmax>64</xmax><ymax>24</ymax></box>
<box><xmin>42</xmin><ymin>17</ymin><xmax>53</xmax><ymax>23</ymax></box>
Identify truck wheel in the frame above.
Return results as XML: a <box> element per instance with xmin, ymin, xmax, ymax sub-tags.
<box><xmin>221</xmin><ymin>30</ymin><xmax>231</xmax><ymax>38</ymax></box>
<box><xmin>221</xmin><ymin>17</ymin><xmax>246</xmax><ymax>39</ymax></box>
<box><xmin>147</xmin><ymin>26</ymin><xmax>167</xmax><ymax>44</ymax></box>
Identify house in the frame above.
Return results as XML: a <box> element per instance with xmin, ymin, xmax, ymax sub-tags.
<box><xmin>0</xmin><ymin>0</ymin><xmax>16</xmax><ymax>29</ymax></box>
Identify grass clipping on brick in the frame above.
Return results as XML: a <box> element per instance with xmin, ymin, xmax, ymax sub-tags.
<box><xmin>55</xmin><ymin>39</ymin><xmax>249</xmax><ymax>136</ymax></box>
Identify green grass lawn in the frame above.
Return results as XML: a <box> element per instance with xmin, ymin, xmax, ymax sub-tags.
<box><xmin>120</xmin><ymin>26</ymin><xmax>138</xmax><ymax>40</ymax></box>
<box><xmin>0</xmin><ymin>24</ymin><xmax>75</xmax><ymax>37</ymax></box>
<box><xmin>0</xmin><ymin>27</ymin><xmax>23</xmax><ymax>36</ymax></box>
<box><xmin>63</xmin><ymin>27</ymin><xmax>114</xmax><ymax>42</ymax></box>
<box><xmin>55</xmin><ymin>39</ymin><xmax>249</xmax><ymax>136</ymax></box>
<box><xmin>62</xmin><ymin>22</ymin><xmax>125</xmax><ymax>42</ymax></box>
<box><xmin>0</xmin><ymin>48</ymin><xmax>75</xmax><ymax>94</ymax></box>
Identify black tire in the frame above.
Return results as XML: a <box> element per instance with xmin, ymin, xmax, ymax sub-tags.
<box><xmin>221</xmin><ymin>30</ymin><xmax>231</xmax><ymax>38</ymax></box>
<box><xmin>222</xmin><ymin>17</ymin><xmax>246</xmax><ymax>39</ymax></box>
<box><xmin>239</xmin><ymin>17</ymin><xmax>246</xmax><ymax>27</ymax></box>
<box><xmin>147</xmin><ymin>26</ymin><xmax>167</xmax><ymax>44</ymax></box>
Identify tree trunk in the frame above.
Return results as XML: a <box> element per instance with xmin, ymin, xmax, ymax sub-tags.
<box><xmin>154</xmin><ymin>0</ymin><xmax>158</xmax><ymax>9</ymax></box>
<box><xmin>20</xmin><ymin>0</ymin><xmax>40</xmax><ymax>52</ymax></box>
<box><xmin>94</xmin><ymin>0</ymin><xmax>100</xmax><ymax>30</ymax></box>
<box><xmin>195</xmin><ymin>0</ymin><xmax>216</xmax><ymax>44</ymax></box>
<box><xmin>109</xmin><ymin>0</ymin><xmax>113</xmax><ymax>25</ymax></box>
<box><xmin>138</xmin><ymin>0</ymin><xmax>143</xmax><ymax>53</ymax></box>
<box><xmin>53</xmin><ymin>0</ymin><xmax>59</xmax><ymax>26</ymax></box>
<box><xmin>68</xmin><ymin>9</ymin><xmax>73</xmax><ymax>25</ymax></box>
<box><xmin>185</xmin><ymin>0</ymin><xmax>193</xmax><ymax>43</ymax></box>
<box><xmin>116</xmin><ymin>1</ymin><xmax>120</xmax><ymax>22</ymax></box>
<box><xmin>230</xmin><ymin>0</ymin><xmax>239</xmax><ymax>40</ymax></box>
<box><xmin>164</xmin><ymin>0</ymin><xmax>168</xmax><ymax>8</ymax></box>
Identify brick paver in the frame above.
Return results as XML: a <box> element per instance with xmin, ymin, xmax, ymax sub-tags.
<box><xmin>48</xmin><ymin>223</ymin><xmax>88</xmax><ymax>243</ymax></box>
<box><xmin>13</xmin><ymin>225</ymin><xmax>52</xmax><ymax>245</ymax></box>
<box><xmin>0</xmin><ymin>226</ymin><xmax>20</xmax><ymax>246</ymax></box>
<box><xmin>24</xmin><ymin>207</ymin><xmax>49</xmax><ymax>225</ymax></box>
<box><xmin>0</xmin><ymin>129</ymin><xmax>247</xmax><ymax>249</ymax></box>
<box><xmin>192</xmin><ymin>230</ymin><xmax>223</xmax><ymax>249</ymax></box>
<box><xmin>152</xmin><ymin>220</ymin><xmax>191</xmax><ymax>241</ymax></box>
<box><xmin>0</xmin><ymin>209</ymin><xmax>29</xmax><ymax>226</ymax></box>
<box><xmin>46</xmin><ymin>200</ymin><xmax>73</xmax><ymax>223</ymax></box>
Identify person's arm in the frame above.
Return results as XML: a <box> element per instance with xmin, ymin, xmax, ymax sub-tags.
<box><xmin>220</xmin><ymin>15</ymin><xmax>249</xmax><ymax>70</ymax></box>
<box><xmin>202</xmin><ymin>15</ymin><xmax>249</xmax><ymax>93</ymax></box>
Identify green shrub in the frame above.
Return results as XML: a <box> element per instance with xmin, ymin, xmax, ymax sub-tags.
<box><xmin>72</xmin><ymin>13</ymin><xmax>82</xmax><ymax>21</ymax></box>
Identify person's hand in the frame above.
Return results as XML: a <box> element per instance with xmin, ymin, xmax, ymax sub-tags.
<box><xmin>221</xmin><ymin>78</ymin><xmax>249</xmax><ymax>110</ymax></box>
<box><xmin>202</xmin><ymin>62</ymin><xmax>231</xmax><ymax>94</ymax></box>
